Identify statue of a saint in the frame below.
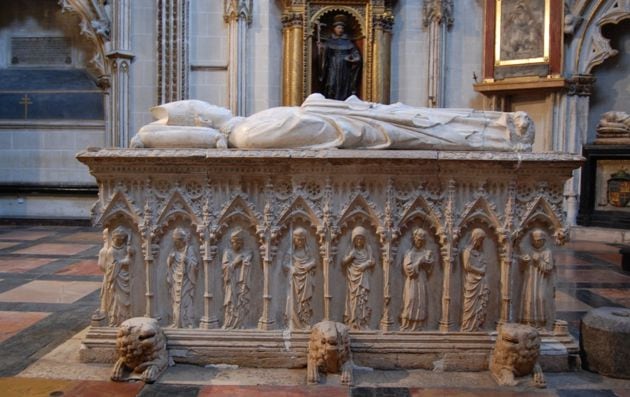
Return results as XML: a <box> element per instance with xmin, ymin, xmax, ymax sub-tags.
<box><xmin>342</xmin><ymin>226</ymin><xmax>375</xmax><ymax>330</ymax></box>
<box><xmin>100</xmin><ymin>226</ymin><xmax>134</xmax><ymax>327</ymax></box>
<box><xmin>167</xmin><ymin>228</ymin><xmax>199</xmax><ymax>328</ymax></box>
<box><xmin>222</xmin><ymin>229</ymin><xmax>252</xmax><ymax>329</ymax></box>
<box><xmin>461</xmin><ymin>228</ymin><xmax>490</xmax><ymax>332</ymax></box>
<box><xmin>400</xmin><ymin>229</ymin><xmax>434</xmax><ymax>331</ymax></box>
<box><xmin>519</xmin><ymin>229</ymin><xmax>554</xmax><ymax>328</ymax></box>
<box><xmin>283</xmin><ymin>227</ymin><xmax>317</xmax><ymax>329</ymax></box>
<box><xmin>317</xmin><ymin>14</ymin><xmax>362</xmax><ymax>100</ymax></box>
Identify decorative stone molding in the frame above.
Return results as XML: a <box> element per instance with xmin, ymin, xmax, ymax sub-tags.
<box><xmin>158</xmin><ymin>0</ymin><xmax>190</xmax><ymax>104</ymax></box>
<box><xmin>224</xmin><ymin>0</ymin><xmax>252</xmax><ymax>116</ymax></box>
<box><xmin>78</xmin><ymin>149</ymin><xmax>582</xmax><ymax>370</ymax></box>
<box><xmin>422</xmin><ymin>0</ymin><xmax>454</xmax><ymax>27</ymax></box>
<box><xmin>567</xmin><ymin>74</ymin><xmax>596</xmax><ymax>96</ymax></box>
<box><xmin>224</xmin><ymin>0</ymin><xmax>253</xmax><ymax>24</ymax></box>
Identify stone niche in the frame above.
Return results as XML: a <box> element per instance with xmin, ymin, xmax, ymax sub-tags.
<box><xmin>77</xmin><ymin>148</ymin><xmax>582</xmax><ymax>371</ymax></box>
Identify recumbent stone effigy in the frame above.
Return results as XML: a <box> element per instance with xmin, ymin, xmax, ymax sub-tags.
<box><xmin>78</xmin><ymin>96</ymin><xmax>582</xmax><ymax>380</ymax></box>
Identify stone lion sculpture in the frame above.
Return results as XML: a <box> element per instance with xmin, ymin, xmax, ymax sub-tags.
<box><xmin>490</xmin><ymin>323</ymin><xmax>546</xmax><ymax>388</ymax></box>
<box><xmin>111</xmin><ymin>317</ymin><xmax>169</xmax><ymax>383</ymax></box>
<box><xmin>307</xmin><ymin>320</ymin><xmax>354</xmax><ymax>385</ymax></box>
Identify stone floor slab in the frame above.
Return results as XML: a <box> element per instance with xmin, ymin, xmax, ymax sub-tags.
<box><xmin>0</xmin><ymin>231</ymin><xmax>53</xmax><ymax>241</ymax></box>
<box><xmin>0</xmin><ymin>258</ymin><xmax>56</xmax><ymax>273</ymax></box>
<box><xmin>0</xmin><ymin>311</ymin><xmax>50</xmax><ymax>343</ymax></box>
<box><xmin>555</xmin><ymin>291</ymin><xmax>593</xmax><ymax>312</ymax></box>
<box><xmin>14</xmin><ymin>243</ymin><xmax>95</xmax><ymax>256</ymax></box>
<box><xmin>0</xmin><ymin>280</ymin><xmax>101</xmax><ymax>304</ymax></box>
<box><xmin>55</xmin><ymin>259</ymin><xmax>103</xmax><ymax>276</ymax></box>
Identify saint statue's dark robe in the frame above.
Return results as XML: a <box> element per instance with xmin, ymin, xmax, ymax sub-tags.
<box><xmin>319</xmin><ymin>35</ymin><xmax>361</xmax><ymax>100</ymax></box>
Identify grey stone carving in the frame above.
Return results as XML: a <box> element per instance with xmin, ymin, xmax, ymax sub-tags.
<box><xmin>111</xmin><ymin>317</ymin><xmax>169</xmax><ymax>384</ymax></box>
<box><xmin>400</xmin><ymin>228</ymin><xmax>434</xmax><ymax>331</ymax></box>
<box><xmin>283</xmin><ymin>227</ymin><xmax>317</xmax><ymax>330</ymax></box>
<box><xmin>307</xmin><ymin>320</ymin><xmax>353</xmax><ymax>385</ymax></box>
<box><xmin>97</xmin><ymin>226</ymin><xmax>134</xmax><ymax>327</ymax></box>
<box><xmin>461</xmin><ymin>228</ymin><xmax>490</xmax><ymax>332</ymax></box>
<box><xmin>167</xmin><ymin>227</ymin><xmax>199</xmax><ymax>328</ymax></box>
<box><xmin>222</xmin><ymin>229</ymin><xmax>253</xmax><ymax>329</ymax></box>
<box><xmin>342</xmin><ymin>226</ymin><xmax>376</xmax><ymax>330</ymax></box>
<box><xmin>595</xmin><ymin>111</ymin><xmax>630</xmax><ymax>144</ymax></box>
<box><xmin>490</xmin><ymin>323</ymin><xmax>545</xmax><ymax>388</ymax></box>
<box><xmin>519</xmin><ymin>229</ymin><xmax>554</xmax><ymax>328</ymax></box>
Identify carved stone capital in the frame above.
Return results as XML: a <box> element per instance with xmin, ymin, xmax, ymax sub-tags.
<box><xmin>567</xmin><ymin>74</ymin><xmax>596</xmax><ymax>96</ymax></box>
<box><xmin>224</xmin><ymin>0</ymin><xmax>253</xmax><ymax>24</ymax></box>
<box><xmin>281</xmin><ymin>12</ymin><xmax>304</xmax><ymax>29</ymax></box>
<box><xmin>422</xmin><ymin>0</ymin><xmax>454</xmax><ymax>27</ymax></box>
<box><xmin>373</xmin><ymin>13</ymin><xmax>395</xmax><ymax>31</ymax></box>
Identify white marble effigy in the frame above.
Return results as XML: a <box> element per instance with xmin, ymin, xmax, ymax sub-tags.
<box><xmin>77</xmin><ymin>148</ymin><xmax>582</xmax><ymax>371</ymax></box>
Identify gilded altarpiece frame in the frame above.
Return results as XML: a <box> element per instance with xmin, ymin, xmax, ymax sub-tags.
<box><xmin>281</xmin><ymin>0</ymin><xmax>395</xmax><ymax>106</ymax></box>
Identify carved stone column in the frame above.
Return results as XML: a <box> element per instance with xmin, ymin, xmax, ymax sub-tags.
<box><xmin>564</xmin><ymin>74</ymin><xmax>596</xmax><ymax>226</ymax></box>
<box><xmin>372</xmin><ymin>14</ymin><xmax>394</xmax><ymax>104</ymax></box>
<box><xmin>199</xmin><ymin>194</ymin><xmax>219</xmax><ymax>329</ymax></box>
<box><xmin>423</xmin><ymin>0</ymin><xmax>453</xmax><ymax>107</ymax></box>
<box><xmin>158</xmin><ymin>0</ymin><xmax>190</xmax><ymax>104</ymax></box>
<box><xmin>257</xmin><ymin>179</ymin><xmax>277</xmax><ymax>330</ymax></box>
<box><xmin>282</xmin><ymin>12</ymin><xmax>305</xmax><ymax>106</ymax></box>
<box><xmin>439</xmin><ymin>179</ymin><xmax>456</xmax><ymax>332</ymax></box>
<box><xmin>224</xmin><ymin>0</ymin><xmax>252</xmax><ymax>116</ymax></box>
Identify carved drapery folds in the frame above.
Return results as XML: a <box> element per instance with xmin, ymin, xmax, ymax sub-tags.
<box><xmin>224</xmin><ymin>0</ymin><xmax>252</xmax><ymax>116</ymax></box>
<box><xmin>79</xmin><ymin>150</ymin><xmax>580</xmax><ymax>335</ymax></box>
<box><xmin>422</xmin><ymin>0</ymin><xmax>453</xmax><ymax>107</ymax></box>
<box><xmin>60</xmin><ymin>0</ymin><xmax>133</xmax><ymax>147</ymax></box>
<box><xmin>281</xmin><ymin>1</ymin><xmax>396</xmax><ymax>105</ymax></box>
<box><xmin>158</xmin><ymin>0</ymin><xmax>190</xmax><ymax>104</ymax></box>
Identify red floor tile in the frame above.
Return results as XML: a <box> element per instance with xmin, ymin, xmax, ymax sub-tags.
<box><xmin>410</xmin><ymin>388</ymin><xmax>556</xmax><ymax>396</ymax></box>
<box><xmin>591</xmin><ymin>252</ymin><xmax>622</xmax><ymax>266</ymax></box>
<box><xmin>55</xmin><ymin>259</ymin><xmax>103</xmax><ymax>276</ymax></box>
<box><xmin>0</xmin><ymin>258</ymin><xmax>56</xmax><ymax>273</ymax></box>
<box><xmin>198</xmin><ymin>385</ymin><xmax>349</xmax><ymax>397</ymax></box>
<box><xmin>564</xmin><ymin>241</ymin><xmax>620</xmax><ymax>253</ymax></box>
<box><xmin>554</xmin><ymin>253</ymin><xmax>592</xmax><ymax>266</ymax></box>
<box><xmin>0</xmin><ymin>231</ymin><xmax>53</xmax><ymax>241</ymax></box>
<box><xmin>591</xmin><ymin>288</ymin><xmax>630</xmax><ymax>308</ymax></box>
<box><xmin>14</xmin><ymin>243</ymin><xmax>95</xmax><ymax>256</ymax></box>
<box><xmin>59</xmin><ymin>232</ymin><xmax>104</xmax><ymax>244</ymax></box>
<box><xmin>0</xmin><ymin>311</ymin><xmax>51</xmax><ymax>343</ymax></box>
<box><xmin>63</xmin><ymin>380</ymin><xmax>143</xmax><ymax>397</ymax></box>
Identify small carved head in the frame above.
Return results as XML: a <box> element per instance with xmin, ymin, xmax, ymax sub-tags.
<box><xmin>332</xmin><ymin>14</ymin><xmax>347</xmax><ymax>35</ymax></box>
<box><xmin>470</xmin><ymin>228</ymin><xmax>486</xmax><ymax>249</ymax></box>
<box><xmin>351</xmin><ymin>226</ymin><xmax>368</xmax><ymax>249</ymax></box>
<box><xmin>230</xmin><ymin>228</ymin><xmax>245</xmax><ymax>251</ymax></box>
<box><xmin>530</xmin><ymin>229</ymin><xmax>546</xmax><ymax>250</ymax></box>
<box><xmin>412</xmin><ymin>228</ymin><xmax>427</xmax><ymax>248</ymax></box>
<box><xmin>293</xmin><ymin>227</ymin><xmax>307</xmax><ymax>249</ymax></box>
<box><xmin>172</xmin><ymin>227</ymin><xmax>188</xmax><ymax>250</ymax></box>
<box><xmin>111</xmin><ymin>226</ymin><xmax>130</xmax><ymax>248</ymax></box>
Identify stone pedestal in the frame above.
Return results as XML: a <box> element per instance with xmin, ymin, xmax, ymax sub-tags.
<box><xmin>77</xmin><ymin>148</ymin><xmax>582</xmax><ymax>370</ymax></box>
<box><xmin>581</xmin><ymin>307</ymin><xmax>630</xmax><ymax>379</ymax></box>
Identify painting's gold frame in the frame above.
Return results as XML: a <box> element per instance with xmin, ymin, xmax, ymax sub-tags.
<box><xmin>494</xmin><ymin>0</ymin><xmax>550</xmax><ymax>66</ymax></box>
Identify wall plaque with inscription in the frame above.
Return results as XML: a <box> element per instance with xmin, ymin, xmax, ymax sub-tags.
<box><xmin>11</xmin><ymin>37</ymin><xmax>72</xmax><ymax>66</ymax></box>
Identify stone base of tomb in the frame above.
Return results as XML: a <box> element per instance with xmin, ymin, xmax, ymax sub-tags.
<box><xmin>77</xmin><ymin>149</ymin><xmax>583</xmax><ymax>372</ymax></box>
<box><xmin>79</xmin><ymin>326</ymin><xmax>579</xmax><ymax>371</ymax></box>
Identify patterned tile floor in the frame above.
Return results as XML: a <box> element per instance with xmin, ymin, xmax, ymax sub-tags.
<box><xmin>0</xmin><ymin>225</ymin><xmax>628</xmax><ymax>396</ymax></box>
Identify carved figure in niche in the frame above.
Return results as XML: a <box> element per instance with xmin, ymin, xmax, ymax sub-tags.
<box><xmin>283</xmin><ymin>227</ymin><xmax>317</xmax><ymax>329</ymax></box>
<box><xmin>307</xmin><ymin>320</ymin><xmax>354</xmax><ymax>385</ymax></box>
<box><xmin>99</xmin><ymin>226</ymin><xmax>134</xmax><ymax>327</ymax></box>
<box><xmin>317</xmin><ymin>14</ymin><xmax>362</xmax><ymax>100</ymax></box>
<box><xmin>111</xmin><ymin>317</ymin><xmax>168</xmax><ymax>384</ymax></box>
<box><xmin>222</xmin><ymin>229</ymin><xmax>252</xmax><ymax>329</ymax></box>
<box><xmin>342</xmin><ymin>226</ymin><xmax>375</xmax><ymax>330</ymax></box>
<box><xmin>461</xmin><ymin>228</ymin><xmax>490</xmax><ymax>332</ymax></box>
<box><xmin>490</xmin><ymin>323</ymin><xmax>546</xmax><ymax>388</ymax></box>
<box><xmin>519</xmin><ymin>229</ymin><xmax>554</xmax><ymax>328</ymax></box>
<box><xmin>167</xmin><ymin>228</ymin><xmax>199</xmax><ymax>328</ymax></box>
<box><xmin>400</xmin><ymin>229</ymin><xmax>434</xmax><ymax>331</ymax></box>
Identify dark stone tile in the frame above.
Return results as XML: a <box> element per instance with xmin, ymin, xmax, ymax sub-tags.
<box><xmin>574</xmin><ymin>290</ymin><xmax>624</xmax><ymax>308</ymax></box>
<box><xmin>557</xmin><ymin>390</ymin><xmax>617</xmax><ymax>397</ymax></box>
<box><xmin>138</xmin><ymin>383</ymin><xmax>200</xmax><ymax>397</ymax></box>
<box><xmin>352</xmin><ymin>387</ymin><xmax>411</xmax><ymax>397</ymax></box>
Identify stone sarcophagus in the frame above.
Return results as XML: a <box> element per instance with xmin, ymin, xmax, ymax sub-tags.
<box><xmin>77</xmin><ymin>148</ymin><xmax>581</xmax><ymax>370</ymax></box>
